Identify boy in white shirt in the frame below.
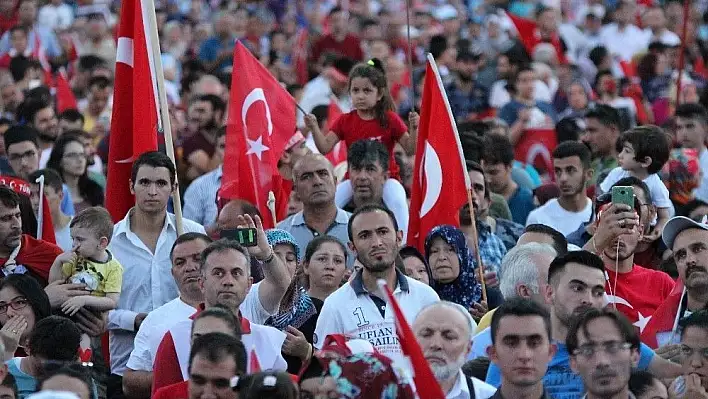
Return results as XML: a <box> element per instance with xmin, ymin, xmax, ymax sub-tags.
<box><xmin>600</xmin><ymin>125</ymin><xmax>672</xmax><ymax>242</ymax></box>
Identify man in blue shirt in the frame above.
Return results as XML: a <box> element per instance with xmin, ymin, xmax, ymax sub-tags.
<box><xmin>481</xmin><ymin>134</ymin><xmax>536</xmax><ymax>225</ymax></box>
<box><xmin>484</xmin><ymin>251</ymin><xmax>681</xmax><ymax>399</ymax></box>
<box><xmin>198</xmin><ymin>12</ymin><xmax>237</xmax><ymax>73</ymax></box>
<box><xmin>446</xmin><ymin>51</ymin><xmax>489</xmax><ymax>122</ymax></box>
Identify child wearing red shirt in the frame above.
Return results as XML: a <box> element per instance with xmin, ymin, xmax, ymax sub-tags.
<box><xmin>305</xmin><ymin>59</ymin><xmax>419</xmax><ymax>238</ymax></box>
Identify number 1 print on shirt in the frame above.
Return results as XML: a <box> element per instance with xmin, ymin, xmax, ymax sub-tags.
<box><xmin>353</xmin><ymin>307</ymin><xmax>369</xmax><ymax>327</ymax></box>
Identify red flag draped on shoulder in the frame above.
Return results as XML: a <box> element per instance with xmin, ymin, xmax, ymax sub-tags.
<box><xmin>0</xmin><ymin>176</ymin><xmax>55</xmax><ymax>244</ymax></box>
<box><xmin>220</xmin><ymin>42</ymin><xmax>297</xmax><ymax>229</ymax></box>
<box><xmin>105</xmin><ymin>0</ymin><xmax>159</xmax><ymax>222</ymax></box>
<box><xmin>406</xmin><ymin>55</ymin><xmax>470</xmax><ymax>251</ymax></box>
<box><xmin>377</xmin><ymin>280</ymin><xmax>445</xmax><ymax>399</ymax></box>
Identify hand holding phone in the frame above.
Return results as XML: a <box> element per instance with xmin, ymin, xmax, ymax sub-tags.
<box><xmin>220</xmin><ymin>228</ymin><xmax>258</xmax><ymax>247</ymax></box>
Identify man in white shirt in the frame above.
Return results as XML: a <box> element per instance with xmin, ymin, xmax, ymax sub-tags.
<box><xmin>122</xmin><ymin>232</ymin><xmax>211</xmax><ymax>398</ymax></box>
<box><xmin>675</xmin><ymin>104</ymin><xmax>708</xmax><ymax>203</ymax></box>
<box><xmin>413</xmin><ymin>301</ymin><xmax>497</xmax><ymax>399</ymax></box>
<box><xmin>599</xmin><ymin>0</ymin><xmax>648</xmax><ymax>63</ymax></box>
<box><xmin>37</xmin><ymin>0</ymin><xmax>73</xmax><ymax>30</ymax></box>
<box><xmin>106</xmin><ymin>151</ymin><xmax>205</xmax><ymax>398</ymax></box>
<box><xmin>313</xmin><ymin>204</ymin><xmax>439</xmax><ymax>369</ymax></box>
<box><xmin>642</xmin><ymin>7</ymin><xmax>681</xmax><ymax>47</ymax></box>
<box><xmin>182</xmin><ymin>129</ymin><xmax>225</xmax><ymax>228</ymax></box>
<box><xmin>526</xmin><ymin>141</ymin><xmax>593</xmax><ymax>236</ymax></box>
<box><xmin>151</xmin><ymin>238</ymin><xmax>288</xmax><ymax>393</ymax></box>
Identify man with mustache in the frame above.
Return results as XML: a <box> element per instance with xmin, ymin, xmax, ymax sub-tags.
<box><xmin>413</xmin><ymin>301</ymin><xmax>497</xmax><ymax>398</ymax></box>
<box><xmin>641</xmin><ymin>215</ymin><xmax>708</xmax><ymax>350</ymax></box>
<box><xmin>314</xmin><ymin>204</ymin><xmax>439</xmax><ymax>370</ymax></box>
<box><xmin>589</xmin><ymin>178</ymin><xmax>675</xmax><ymax>333</ymax></box>
<box><xmin>0</xmin><ymin>185</ymin><xmax>61</xmax><ymax>286</ymax></box>
<box><xmin>181</xmin><ymin>94</ymin><xmax>226</xmax><ymax>181</ymax></box>
<box><xmin>485</xmin><ymin>251</ymin><xmax>681</xmax><ymax>398</ymax></box>
<box><xmin>567</xmin><ymin>308</ymin><xmax>640</xmax><ymax>399</ymax></box>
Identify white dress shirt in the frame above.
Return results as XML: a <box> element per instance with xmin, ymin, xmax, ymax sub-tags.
<box><xmin>446</xmin><ymin>370</ymin><xmax>496</xmax><ymax>399</ymax></box>
<box><xmin>125</xmin><ymin>297</ymin><xmax>197</xmax><ymax>372</ymax></box>
<box><xmin>694</xmin><ymin>147</ymin><xmax>708</xmax><ymax>203</ymax></box>
<box><xmin>107</xmin><ymin>210</ymin><xmax>205</xmax><ymax>375</ymax></box>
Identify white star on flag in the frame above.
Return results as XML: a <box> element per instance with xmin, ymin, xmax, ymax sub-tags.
<box><xmin>246</xmin><ymin>135</ymin><xmax>270</xmax><ymax>160</ymax></box>
<box><xmin>633</xmin><ymin>312</ymin><xmax>652</xmax><ymax>333</ymax></box>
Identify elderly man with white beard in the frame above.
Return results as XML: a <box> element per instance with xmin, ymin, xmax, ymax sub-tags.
<box><xmin>413</xmin><ymin>301</ymin><xmax>497</xmax><ymax>399</ymax></box>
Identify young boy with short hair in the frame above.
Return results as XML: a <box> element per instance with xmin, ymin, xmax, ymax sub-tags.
<box><xmin>48</xmin><ymin>206</ymin><xmax>123</xmax><ymax>361</ymax></box>
<box><xmin>599</xmin><ymin>125</ymin><xmax>672</xmax><ymax>242</ymax></box>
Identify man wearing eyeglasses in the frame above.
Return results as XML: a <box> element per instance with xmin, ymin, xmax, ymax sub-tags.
<box><xmin>667</xmin><ymin>311</ymin><xmax>708</xmax><ymax>398</ymax></box>
<box><xmin>566</xmin><ymin>307</ymin><xmax>640</xmax><ymax>399</ymax></box>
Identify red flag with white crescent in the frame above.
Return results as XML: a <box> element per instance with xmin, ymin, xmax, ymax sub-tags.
<box><xmin>514</xmin><ymin>129</ymin><xmax>557</xmax><ymax>178</ymax></box>
<box><xmin>406</xmin><ymin>55</ymin><xmax>470</xmax><ymax>252</ymax></box>
<box><xmin>105</xmin><ymin>0</ymin><xmax>159</xmax><ymax>222</ymax></box>
<box><xmin>220</xmin><ymin>42</ymin><xmax>297</xmax><ymax>229</ymax></box>
<box><xmin>378</xmin><ymin>280</ymin><xmax>445</xmax><ymax>399</ymax></box>
<box><xmin>325</xmin><ymin>98</ymin><xmax>347</xmax><ymax>168</ymax></box>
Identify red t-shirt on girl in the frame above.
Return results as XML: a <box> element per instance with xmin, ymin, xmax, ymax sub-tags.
<box><xmin>330</xmin><ymin>110</ymin><xmax>407</xmax><ymax>180</ymax></box>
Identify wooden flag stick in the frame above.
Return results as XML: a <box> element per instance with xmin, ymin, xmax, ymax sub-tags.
<box><xmin>466</xmin><ymin>188</ymin><xmax>488</xmax><ymax>303</ymax></box>
<box><xmin>35</xmin><ymin>174</ymin><xmax>44</xmax><ymax>240</ymax></box>
<box><xmin>143</xmin><ymin>0</ymin><xmax>184</xmax><ymax>235</ymax></box>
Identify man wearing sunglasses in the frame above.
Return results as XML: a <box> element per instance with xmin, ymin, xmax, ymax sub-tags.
<box><xmin>666</xmin><ymin>311</ymin><xmax>708</xmax><ymax>398</ymax></box>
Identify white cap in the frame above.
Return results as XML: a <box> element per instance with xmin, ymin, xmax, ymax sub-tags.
<box><xmin>433</xmin><ymin>4</ymin><xmax>458</xmax><ymax>21</ymax></box>
<box><xmin>27</xmin><ymin>392</ymin><xmax>80</xmax><ymax>399</ymax></box>
<box><xmin>662</xmin><ymin>216</ymin><xmax>708</xmax><ymax>249</ymax></box>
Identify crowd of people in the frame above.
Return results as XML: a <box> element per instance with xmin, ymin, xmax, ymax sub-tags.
<box><xmin>0</xmin><ymin>0</ymin><xmax>708</xmax><ymax>398</ymax></box>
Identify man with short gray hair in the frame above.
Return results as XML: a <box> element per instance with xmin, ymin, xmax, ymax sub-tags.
<box><xmin>470</xmin><ymin>242</ymin><xmax>557</xmax><ymax>359</ymax></box>
<box><xmin>413</xmin><ymin>301</ymin><xmax>497</xmax><ymax>399</ymax></box>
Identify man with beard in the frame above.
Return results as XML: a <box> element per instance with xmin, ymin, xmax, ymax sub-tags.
<box><xmin>181</xmin><ymin>94</ymin><xmax>226</xmax><ymax>181</ymax></box>
<box><xmin>0</xmin><ymin>79</ymin><xmax>23</xmax><ymax>121</ymax></box>
<box><xmin>666</xmin><ymin>311</ymin><xmax>708</xmax><ymax>398</ymax></box>
<box><xmin>642</xmin><ymin>216</ymin><xmax>708</xmax><ymax>349</ymax></box>
<box><xmin>581</xmin><ymin>105</ymin><xmax>621</xmax><ymax>188</ymax></box>
<box><xmin>463</xmin><ymin>161</ymin><xmax>521</xmax><ymax>252</ymax></box>
<box><xmin>567</xmin><ymin>308</ymin><xmax>640</xmax><ymax>399</ymax></box>
<box><xmin>586</xmin><ymin>180</ymin><xmax>675</xmax><ymax>331</ymax></box>
<box><xmin>526</xmin><ymin>141</ymin><xmax>593</xmax><ymax>236</ymax></box>
<box><xmin>486</xmin><ymin>250</ymin><xmax>681</xmax><ymax>397</ymax></box>
<box><xmin>413</xmin><ymin>301</ymin><xmax>497</xmax><ymax>399</ymax></box>
<box><xmin>16</xmin><ymin>97</ymin><xmax>58</xmax><ymax>168</ymax></box>
<box><xmin>314</xmin><ymin>204</ymin><xmax>439</xmax><ymax>369</ymax></box>
<box><xmin>487</xmin><ymin>298</ymin><xmax>556</xmax><ymax>399</ymax></box>
<box><xmin>277</xmin><ymin>154</ymin><xmax>353</xmax><ymax>266</ymax></box>
<box><xmin>446</xmin><ymin>51</ymin><xmax>489</xmax><ymax>122</ymax></box>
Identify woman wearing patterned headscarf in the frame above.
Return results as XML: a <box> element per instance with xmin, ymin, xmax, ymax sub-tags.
<box><xmin>264</xmin><ymin>232</ymin><xmax>348</xmax><ymax>374</ymax></box>
<box><xmin>424</xmin><ymin>225</ymin><xmax>483</xmax><ymax>309</ymax></box>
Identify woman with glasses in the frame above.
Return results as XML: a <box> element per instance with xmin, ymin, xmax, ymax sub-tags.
<box><xmin>46</xmin><ymin>132</ymin><xmax>103</xmax><ymax>214</ymax></box>
<box><xmin>0</xmin><ymin>274</ymin><xmax>50</xmax><ymax>358</ymax></box>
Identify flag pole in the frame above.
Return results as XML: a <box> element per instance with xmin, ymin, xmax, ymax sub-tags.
<box><xmin>675</xmin><ymin>0</ymin><xmax>690</xmax><ymax>107</ymax></box>
<box><xmin>35</xmin><ymin>175</ymin><xmax>44</xmax><ymax>240</ymax></box>
<box><xmin>142</xmin><ymin>0</ymin><xmax>184</xmax><ymax>234</ymax></box>
<box><xmin>267</xmin><ymin>191</ymin><xmax>277</xmax><ymax>226</ymax></box>
<box><xmin>466</xmin><ymin>190</ymin><xmax>488</xmax><ymax>303</ymax></box>
<box><xmin>405</xmin><ymin>0</ymin><xmax>415</xmax><ymax>107</ymax></box>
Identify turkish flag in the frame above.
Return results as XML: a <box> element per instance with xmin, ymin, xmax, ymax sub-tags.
<box><xmin>249</xmin><ymin>347</ymin><xmax>262</xmax><ymax>373</ymax></box>
<box><xmin>54</xmin><ymin>68</ymin><xmax>78</xmax><ymax>113</ymax></box>
<box><xmin>379</xmin><ymin>281</ymin><xmax>445</xmax><ymax>399</ymax></box>
<box><xmin>640</xmin><ymin>283</ymin><xmax>685</xmax><ymax>349</ymax></box>
<box><xmin>514</xmin><ymin>129</ymin><xmax>557</xmax><ymax>178</ymax></box>
<box><xmin>505</xmin><ymin>11</ymin><xmax>568</xmax><ymax>64</ymax></box>
<box><xmin>105</xmin><ymin>0</ymin><xmax>159</xmax><ymax>222</ymax></box>
<box><xmin>406</xmin><ymin>55</ymin><xmax>469</xmax><ymax>251</ymax></box>
<box><xmin>220</xmin><ymin>42</ymin><xmax>297</xmax><ymax>229</ymax></box>
<box><xmin>325</xmin><ymin>99</ymin><xmax>347</xmax><ymax>168</ymax></box>
<box><xmin>293</xmin><ymin>27</ymin><xmax>309</xmax><ymax>85</ymax></box>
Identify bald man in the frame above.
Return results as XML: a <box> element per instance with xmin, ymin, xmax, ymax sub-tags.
<box><xmin>276</xmin><ymin>154</ymin><xmax>354</xmax><ymax>266</ymax></box>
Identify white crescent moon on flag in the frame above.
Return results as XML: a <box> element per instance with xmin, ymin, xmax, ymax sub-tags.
<box><xmin>420</xmin><ymin>141</ymin><xmax>442</xmax><ymax>218</ymax></box>
<box><xmin>605</xmin><ymin>294</ymin><xmax>633</xmax><ymax>309</ymax></box>
<box><xmin>241</xmin><ymin>88</ymin><xmax>273</xmax><ymax>136</ymax></box>
<box><xmin>526</xmin><ymin>142</ymin><xmax>552</xmax><ymax>169</ymax></box>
